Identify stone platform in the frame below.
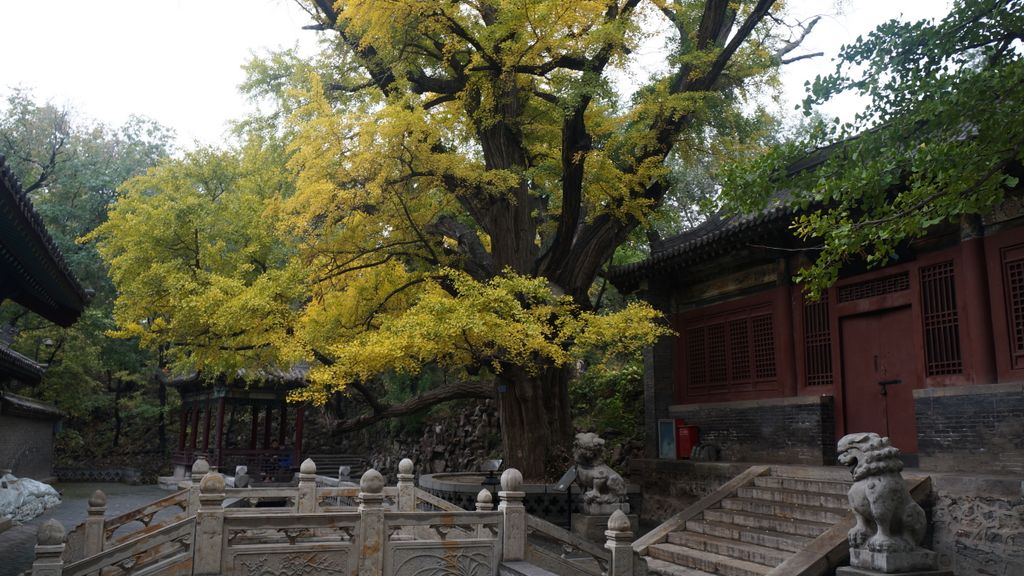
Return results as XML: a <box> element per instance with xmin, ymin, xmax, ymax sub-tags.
<box><xmin>838</xmin><ymin>567</ymin><xmax>953</xmax><ymax>576</ymax></box>
<box><xmin>571</xmin><ymin>512</ymin><xmax>638</xmax><ymax>542</ymax></box>
<box><xmin>849</xmin><ymin>548</ymin><xmax>943</xmax><ymax>573</ymax></box>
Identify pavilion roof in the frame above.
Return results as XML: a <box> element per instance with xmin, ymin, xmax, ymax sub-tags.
<box><xmin>0</xmin><ymin>390</ymin><xmax>62</xmax><ymax>420</ymax></box>
<box><xmin>163</xmin><ymin>365</ymin><xmax>310</xmax><ymax>397</ymax></box>
<box><xmin>0</xmin><ymin>153</ymin><xmax>88</xmax><ymax>326</ymax></box>
<box><xmin>0</xmin><ymin>344</ymin><xmax>45</xmax><ymax>384</ymax></box>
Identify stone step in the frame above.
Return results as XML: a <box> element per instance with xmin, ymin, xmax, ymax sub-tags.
<box><xmin>753</xmin><ymin>475</ymin><xmax>851</xmax><ymax>496</ymax></box>
<box><xmin>684</xmin><ymin>519</ymin><xmax>812</xmax><ymax>553</ymax></box>
<box><xmin>644</xmin><ymin>557</ymin><xmax>717</xmax><ymax>576</ymax></box>
<box><xmin>702</xmin><ymin>508</ymin><xmax>832</xmax><ymax>539</ymax></box>
<box><xmin>720</xmin><ymin>497</ymin><xmax>848</xmax><ymax>524</ymax></box>
<box><xmin>647</xmin><ymin>543</ymin><xmax>771</xmax><ymax>576</ymax></box>
<box><xmin>738</xmin><ymin>485</ymin><xmax>849</xmax><ymax>510</ymax></box>
<box><xmin>667</xmin><ymin>531</ymin><xmax>790</xmax><ymax>566</ymax></box>
<box><xmin>768</xmin><ymin>465</ymin><xmax>851</xmax><ymax>481</ymax></box>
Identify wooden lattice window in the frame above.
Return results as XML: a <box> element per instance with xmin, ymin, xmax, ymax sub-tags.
<box><xmin>838</xmin><ymin>272</ymin><xmax>910</xmax><ymax>303</ymax></box>
<box><xmin>686</xmin><ymin>326</ymin><xmax>707</xmax><ymax>389</ymax></box>
<box><xmin>729</xmin><ymin>320</ymin><xmax>751</xmax><ymax>381</ymax></box>
<box><xmin>684</xmin><ymin>309</ymin><xmax>777</xmax><ymax>397</ymax></box>
<box><xmin>920</xmin><ymin>261</ymin><xmax>963</xmax><ymax>376</ymax></box>
<box><xmin>752</xmin><ymin>314</ymin><xmax>776</xmax><ymax>379</ymax></box>
<box><xmin>706</xmin><ymin>323</ymin><xmax>727</xmax><ymax>390</ymax></box>
<box><xmin>803</xmin><ymin>294</ymin><xmax>833</xmax><ymax>386</ymax></box>
<box><xmin>1003</xmin><ymin>249</ymin><xmax>1024</xmax><ymax>369</ymax></box>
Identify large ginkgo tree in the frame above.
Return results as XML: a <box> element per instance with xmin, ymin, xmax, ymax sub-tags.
<box><xmin>90</xmin><ymin>0</ymin><xmax>812</xmax><ymax>478</ymax></box>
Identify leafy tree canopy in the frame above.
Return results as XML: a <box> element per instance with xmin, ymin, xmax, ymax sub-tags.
<box><xmin>1</xmin><ymin>91</ymin><xmax>174</xmax><ymax>457</ymax></box>
<box><xmin>724</xmin><ymin>0</ymin><xmax>1024</xmax><ymax>296</ymax></box>
<box><xmin>90</xmin><ymin>0</ymin><xmax>815</xmax><ymax>475</ymax></box>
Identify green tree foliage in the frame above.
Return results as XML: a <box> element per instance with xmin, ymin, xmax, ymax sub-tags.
<box><xmin>724</xmin><ymin>0</ymin><xmax>1024</xmax><ymax>296</ymax></box>
<box><xmin>91</xmin><ymin>0</ymin><xmax>813</xmax><ymax>477</ymax></box>
<box><xmin>0</xmin><ymin>91</ymin><xmax>174</xmax><ymax>462</ymax></box>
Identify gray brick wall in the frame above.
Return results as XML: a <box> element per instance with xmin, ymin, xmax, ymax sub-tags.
<box><xmin>915</xmin><ymin>382</ymin><xmax>1024</xmax><ymax>474</ymax></box>
<box><xmin>0</xmin><ymin>415</ymin><xmax>55</xmax><ymax>479</ymax></box>
<box><xmin>669</xmin><ymin>395</ymin><xmax>836</xmax><ymax>465</ymax></box>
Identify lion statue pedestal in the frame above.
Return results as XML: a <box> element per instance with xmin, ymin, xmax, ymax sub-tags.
<box><xmin>570</xmin><ymin>432</ymin><xmax>638</xmax><ymax>542</ymax></box>
<box><xmin>835</xmin><ymin>433</ymin><xmax>952</xmax><ymax>576</ymax></box>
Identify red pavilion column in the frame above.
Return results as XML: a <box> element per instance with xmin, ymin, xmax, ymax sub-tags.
<box><xmin>190</xmin><ymin>403</ymin><xmax>200</xmax><ymax>450</ymax></box>
<box><xmin>263</xmin><ymin>404</ymin><xmax>272</xmax><ymax>448</ymax></box>
<box><xmin>249</xmin><ymin>404</ymin><xmax>259</xmax><ymax>450</ymax></box>
<box><xmin>215</xmin><ymin>396</ymin><xmax>226</xmax><ymax>469</ymax></box>
<box><xmin>178</xmin><ymin>402</ymin><xmax>187</xmax><ymax>452</ymax></box>
<box><xmin>203</xmin><ymin>398</ymin><xmax>212</xmax><ymax>452</ymax></box>
<box><xmin>293</xmin><ymin>405</ymin><xmax>305</xmax><ymax>465</ymax></box>
<box><xmin>278</xmin><ymin>401</ymin><xmax>287</xmax><ymax>447</ymax></box>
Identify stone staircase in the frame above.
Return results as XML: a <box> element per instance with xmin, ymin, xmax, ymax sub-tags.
<box><xmin>637</xmin><ymin>466</ymin><xmax>862</xmax><ymax>576</ymax></box>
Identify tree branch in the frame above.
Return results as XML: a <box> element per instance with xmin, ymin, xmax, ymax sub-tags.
<box><xmin>770</xmin><ymin>15</ymin><xmax>819</xmax><ymax>62</ymax></box>
<box><xmin>333</xmin><ymin>379</ymin><xmax>493</xmax><ymax>433</ymax></box>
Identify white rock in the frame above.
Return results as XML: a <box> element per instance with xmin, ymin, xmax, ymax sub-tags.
<box><xmin>0</xmin><ymin>473</ymin><xmax>61</xmax><ymax>524</ymax></box>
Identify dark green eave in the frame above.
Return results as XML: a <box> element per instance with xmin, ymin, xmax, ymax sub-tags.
<box><xmin>0</xmin><ymin>153</ymin><xmax>88</xmax><ymax>326</ymax></box>
<box><xmin>0</xmin><ymin>390</ymin><xmax>62</xmax><ymax>420</ymax></box>
<box><xmin>607</xmin><ymin>203</ymin><xmax>795</xmax><ymax>294</ymax></box>
<box><xmin>0</xmin><ymin>344</ymin><xmax>45</xmax><ymax>384</ymax></box>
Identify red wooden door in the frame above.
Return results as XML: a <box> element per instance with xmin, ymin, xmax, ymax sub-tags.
<box><xmin>840</xmin><ymin>306</ymin><xmax>919</xmax><ymax>453</ymax></box>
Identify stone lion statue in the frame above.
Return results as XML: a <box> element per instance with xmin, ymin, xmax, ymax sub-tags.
<box><xmin>573</xmin><ymin>432</ymin><xmax>626</xmax><ymax>507</ymax></box>
<box><xmin>837</xmin><ymin>432</ymin><xmax>926</xmax><ymax>554</ymax></box>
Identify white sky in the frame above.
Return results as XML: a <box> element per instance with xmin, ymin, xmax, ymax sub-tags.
<box><xmin>0</xmin><ymin>1</ymin><xmax>952</xmax><ymax>149</ymax></box>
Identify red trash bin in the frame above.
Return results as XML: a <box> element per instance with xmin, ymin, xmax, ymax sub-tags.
<box><xmin>675</xmin><ymin>422</ymin><xmax>700</xmax><ymax>459</ymax></box>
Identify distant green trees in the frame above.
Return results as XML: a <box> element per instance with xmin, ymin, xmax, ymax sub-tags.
<box><xmin>725</xmin><ymin>0</ymin><xmax>1024</xmax><ymax>296</ymax></box>
<box><xmin>0</xmin><ymin>90</ymin><xmax>175</xmax><ymax>464</ymax></box>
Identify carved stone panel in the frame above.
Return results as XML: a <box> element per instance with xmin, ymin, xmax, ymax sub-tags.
<box><xmin>385</xmin><ymin>541</ymin><xmax>497</xmax><ymax>576</ymax></box>
<box><xmin>231</xmin><ymin>549</ymin><xmax>351</xmax><ymax>576</ymax></box>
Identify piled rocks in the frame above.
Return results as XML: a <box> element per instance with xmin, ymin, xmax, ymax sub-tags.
<box><xmin>304</xmin><ymin>400</ymin><xmax>502</xmax><ymax>480</ymax></box>
<box><xmin>304</xmin><ymin>398</ymin><xmax>643</xmax><ymax>481</ymax></box>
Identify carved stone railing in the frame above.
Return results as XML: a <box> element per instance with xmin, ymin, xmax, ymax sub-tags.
<box><xmin>61</xmin><ymin>459</ymin><xmax>208</xmax><ymax>563</ymax></box>
<box><xmin>526</xmin><ymin>513</ymin><xmax>610</xmax><ymax>576</ymax></box>
<box><xmin>30</xmin><ymin>456</ymin><xmax>637</xmax><ymax>576</ymax></box>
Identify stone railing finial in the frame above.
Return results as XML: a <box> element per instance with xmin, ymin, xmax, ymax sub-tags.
<box><xmin>299</xmin><ymin>458</ymin><xmax>316</xmax><ymax>476</ymax></box>
<box><xmin>32</xmin><ymin>519</ymin><xmax>66</xmax><ymax>576</ymax></box>
<box><xmin>37</xmin><ymin>519</ymin><xmax>65</xmax><ymax>546</ymax></box>
<box><xmin>605</xmin><ymin>509</ymin><xmax>635</xmax><ymax>576</ymax></box>
<box><xmin>398</xmin><ymin>458</ymin><xmax>414</xmax><ymax>476</ymax></box>
<box><xmin>498</xmin><ymin>467</ymin><xmax>525</xmax><ymax>562</ymax></box>
<box><xmin>476</xmin><ymin>488</ymin><xmax>494</xmax><ymax>511</ymax></box>
<box><xmin>360</xmin><ymin>469</ymin><xmax>385</xmax><ymax>495</ymax></box>
<box><xmin>199</xmin><ymin>472</ymin><xmax>226</xmax><ymax>494</ymax></box>
<box><xmin>88</xmin><ymin>489</ymin><xmax>107</xmax><ymax>509</ymax></box>
<box><xmin>500</xmin><ymin>468</ymin><xmax>523</xmax><ymax>492</ymax></box>
<box><xmin>191</xmin><ymin>456</ymin><xmax>210</xmax><ymax>476</ymax></box>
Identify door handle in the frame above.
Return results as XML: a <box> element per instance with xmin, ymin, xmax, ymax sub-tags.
<box><xmin>878</xmin><ymin>379</ymin><xmax>901</xmax><ymax>396</ymax></box>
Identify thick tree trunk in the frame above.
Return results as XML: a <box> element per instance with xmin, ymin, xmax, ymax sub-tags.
<box><xmin>497</xmin><ymin>365</ymin><xmax>574</xmax><ymax>480</ymax></box>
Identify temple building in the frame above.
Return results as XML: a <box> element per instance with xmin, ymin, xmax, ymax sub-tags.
<box><xmin>0</xmin><ymin>153</ymin><xmax>88</xmax><ymax>479</ymax></box>
<box><xmin>612</xmin><ymin>187</ymin><xmax>1024</xmax><ymax>475</ymax></box>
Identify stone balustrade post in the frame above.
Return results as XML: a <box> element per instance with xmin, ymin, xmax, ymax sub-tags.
<box><xmin>498</xmin><ymin>468</ymin><xmax>526</xmax><ymax>562</ymax></box>
<box><xmin>605</xmin><ymin>509</ymin><xmax>635</xmax><ymax>576</ymax></box>
<box><xmin>31</xmin><ymin>519</ymin><xmax>65</xmax><ymax>576</ymax></box>
<box><xmin>357</xmin><ymin>469</ymin><xmax>386</xmax><ymax>576</ymax></box>
<box><xmin>84</xmin><ymin>489</ymin><xmax>107</xmax><ymax>556</ymax></box>
<box><xmin>193</xmin><ymin>472</ymin><xmax>226</xmax><ymax>576</ymax></box>
<box><xmin>476</xmin><ymin>488</ymin><xmax>494</xmax><ymax>539</ymax></box>
<box><xmin>188</xmin><ymin>456</ymin><xmax>210</xmax><ymax>514</ymax></box>
<box><xmin>396</xmin><ymin>458</ymin><xmax>415</xmax><ymax>512</ymax></box>
<box><xmin>297</xmin><ymin>458</ymin><xmax>317</xmax><ymax>513</ymax></box>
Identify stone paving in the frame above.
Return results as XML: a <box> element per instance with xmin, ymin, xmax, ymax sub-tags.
<box><xmin>0</xmin><ymin>482</ymin><xmax>167</xmax><ymax>576</ymax></box>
